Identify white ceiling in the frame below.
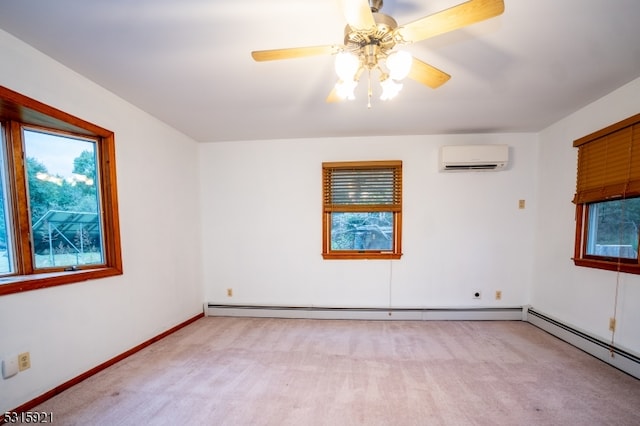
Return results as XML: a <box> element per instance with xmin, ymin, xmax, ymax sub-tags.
<box><xmin>1</xmin><ymin>0</ymin><xmax>639</xmax><ymax>143</ymax></box>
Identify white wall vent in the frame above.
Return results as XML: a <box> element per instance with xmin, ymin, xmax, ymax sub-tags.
<box><xmin>439</xmin><ymin>144</ymin><xmax>509</xmax><ymax>171</ymax></box>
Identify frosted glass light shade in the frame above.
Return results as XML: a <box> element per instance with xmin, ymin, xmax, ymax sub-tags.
<box><xmin>380</xmin><ymin>78</ymin><xmax>403</xmax><ymax>100</ymax></box>
<box><xmin>335</xmin><ymin>52</ymin><xmax>360</xmax><ymax>81</ymax></box>
<box><xmin>335</xmin><ymin>80</ymin><xmax>357</xmax><ymax>100</ymax></box>
<box><xmin>386</xmin><ymin>51</ymin><xmax>412</xmax><ymax>81</ymax></box>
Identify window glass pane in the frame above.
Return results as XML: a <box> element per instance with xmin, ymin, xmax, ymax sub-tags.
<box><xmin>23</xmin><ymin>129</ymin><xmax>104</xmax><ymax>268</ymax></box>
<box><xmin>586</xmin><ymin>198</ymin><xmax>640</xmax><ymax>259</ymax></box>
<box><xmin>0</xmin><ymin>124</ymin><xmax>15</xmax><ymax>275</ymax></box>
<box><xmin>331</xmin><ymin>212</ymin><xmax>393</xmax><ymax>251</ymax></box>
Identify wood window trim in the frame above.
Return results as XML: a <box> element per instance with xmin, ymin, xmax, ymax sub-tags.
<box><xmin>573</xmin><ymin>203</ymin><xmax>640</xmax><ymax>274</ymax></box>
<box><xmin>322</xmin><ymin>160</ymin><xmax>403</xmax><ymax>260</ymax></box>
<box><xmin>0</xmin><ymin>86</ymin><xmax>123</xmax><ymax>296</ymax></box>
<box><xmin>572</xmin><ymin>113</ymin><xmax>640</xmax><ymax>274</ymax></box>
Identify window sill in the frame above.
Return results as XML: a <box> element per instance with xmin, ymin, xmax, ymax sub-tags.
<box><xmin>322</xmin><ymin>253</ymin><xmax>402</xmax><ymax>260</ymax></box>
<box><xmin>0</xmin><ymin>267</ymin><xmax>123</xmax><ymax>296</ymax></box>
<box><xmin>573</xmin><ymin>258</ymin><xmax>640</xmax><ymax>275</ymax></box>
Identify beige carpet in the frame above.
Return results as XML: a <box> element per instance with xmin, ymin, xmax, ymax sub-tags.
<box><xmin>28</xmin><ymin>318</ymin><xmax>640</xmax><ymax>425</ymax></box>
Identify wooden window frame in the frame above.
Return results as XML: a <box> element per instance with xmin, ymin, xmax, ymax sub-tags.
<box><xmin>0</xmin><ymin>86</ymin><xmax>123</xmax><ymax>296</ymax></box>
<box><xmin>322</xmin><ymin>160</ymin><xmax>402</xmax><ymax>260</ymax></box>
<box><xmin>572</xmin><ymin>113</ymin><xmax>640</xmax><ymax>274</ymax></box>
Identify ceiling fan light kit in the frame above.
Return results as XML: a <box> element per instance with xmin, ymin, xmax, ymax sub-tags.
<box><xmin>386</xmin><ymin>51</ymin><xmax>412</xmax><ymax>81</ymax></box>
<box><xmin>335</xmin><ymin>51</ymin><xmax>360</xmax><ymax>81</ymax></box>
<box><xmin>251</xmin><ymin>0</ymin><xmax>505</xmax><ymax>106</ymax></box>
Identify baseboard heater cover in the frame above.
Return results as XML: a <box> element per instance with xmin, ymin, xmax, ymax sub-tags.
<box><xmin>206</xmin><ymin>304</ymin><xmax>640</xmax><ymax>379</ymax></box>
<box><xmin>205</xmin><ymin>304</ymin><xmax>524</xmax><ymax>321</ymax></box>
<box><xmin>526</xmin><ymin>308</ymin><xmax>640</xmax><ymax>380</ymax></box>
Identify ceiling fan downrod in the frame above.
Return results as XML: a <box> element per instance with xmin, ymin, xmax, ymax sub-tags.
<box><xmin>369</xmin><ymin>0</ymin><xmax>384</xmax><ymax>13</ymax></box>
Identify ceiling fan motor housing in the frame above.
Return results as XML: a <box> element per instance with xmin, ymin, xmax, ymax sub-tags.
<box><xmin>343</xmin><ymin>12</ymin><xmax>398</xmax><ymax>60</ymax></box>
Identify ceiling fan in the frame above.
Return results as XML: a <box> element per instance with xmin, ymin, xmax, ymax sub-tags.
<box><xmin>251</xmin><ymin>0</ymin><xmax>504</xmax><ymax>105</ymax></box>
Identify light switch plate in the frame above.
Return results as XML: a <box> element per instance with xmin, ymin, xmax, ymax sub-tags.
<box><xmin>2</xmin><ymin>356</ymin><xmax>19</xmax><ymax>379</ymax></box>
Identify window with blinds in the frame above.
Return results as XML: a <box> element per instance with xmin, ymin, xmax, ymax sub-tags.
<box><xmin>573</xmin><ymin>113</ymin><xmax>640</xmax><ymax>273</ymax></box>
<box><xmin>322</xmin><ymin>161</ymin><xmax>402</xmax><ymax>259</ymax></box>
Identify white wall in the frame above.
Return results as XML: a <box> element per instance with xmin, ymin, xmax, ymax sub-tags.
<box><xmin>0</xmin><ymin>30</ymin><xmax>203</xmax><ymax>411</ymax></box>
<box><xmin>199</xmin><ymin>133</ymin><xmax>538</xmax><ymax>309</ymax></box>
<box><xmin>2</xmin><ymin>19</ymin><xmax>637</xmax><ymax>413</ymax></box>
<box><xmin>533</xmin><ymin>77</ymin><xmax>640</xmax><ymax>355</ymax></box>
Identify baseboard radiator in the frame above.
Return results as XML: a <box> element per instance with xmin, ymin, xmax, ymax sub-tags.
<box><xmin>526</xmin><ymin>307</ymin><xmax>640</xmax><ymax>380</ymax></box>
<box><xmin>206</xmin><ymin>303</ymin><xmax>640</xmax><ymax>379</ymax></box>
<box><xmin>206</xmin><ymin>304</ymin><xmax>525</xmax><ymax>321</ymax></box>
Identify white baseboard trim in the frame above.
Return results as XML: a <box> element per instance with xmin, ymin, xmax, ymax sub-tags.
<box><xmin>525</xmin><ymin>307</ymin><xmax>640</xmax><ymax>380</ymax></box>
<box><xmin>205</xmin><ymin>304</ymin><xmax>524</xmax><ymax>321</ymax></box>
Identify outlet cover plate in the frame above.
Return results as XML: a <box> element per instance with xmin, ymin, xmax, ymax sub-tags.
<box><xmin>18</xmin><ymin>352</ymin><xmax>30</xmax><ymax>371</ymax></box>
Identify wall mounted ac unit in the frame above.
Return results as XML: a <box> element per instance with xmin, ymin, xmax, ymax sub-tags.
<box><xmin>439</xmin><ymin>144</ymin><xmax>509</xmax><ymax>171</ymax></box>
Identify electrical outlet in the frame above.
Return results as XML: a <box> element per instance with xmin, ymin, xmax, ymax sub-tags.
<box><xmin>518</xmin><ymin>199</ymin><xmax>526</xmax><ymax>209</ymax></box>
<box><xmin>609</xmin><ymin>318</ymin><xmax>616</xmax><ymax>332</ymax></box>
<box><xmin>473</xmin><ymin>291</ymin><xmax>481</xmax><ymax>299</ymax></box>
<box><xmin>18</xmin><ymin>352</ymin><xmax>30</xmax><ymax>371</ymax></box>
<box><xmin>227</xmin><ymin>288</ymin><xmax>233</xmax><ymax>297</ymax></box>
<box><xmin>495</xmin><ymin>290</ymin><xmax>502</xmax><ymax>300</ymax></box>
